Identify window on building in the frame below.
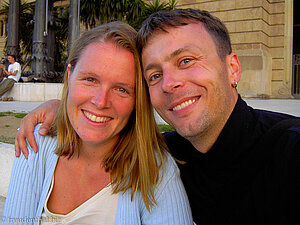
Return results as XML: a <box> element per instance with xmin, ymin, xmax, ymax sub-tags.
<box><xmin>1</xmin><ymin>21</ymin><xmax>3</xmax><ymax>36</ymax></box>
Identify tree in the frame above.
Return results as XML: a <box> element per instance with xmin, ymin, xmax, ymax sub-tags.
<box><xmin>0</xmin><ymin>1</ymin><xmax>35</xmax><ymax>63</ymax></box>
<box><xmin>79</xmin><ymin>0</ymin><xmax>177</xmax><ymax>30</ymax></box>
<box><xmin>0</xmin><ymin>0</ymin><xmax>69</xmax><ymax>73</ymax></box>
<box><xmin>0</xmin><ymin>0</ymin><xmax>177</xmax><ymax>78</ymax></box>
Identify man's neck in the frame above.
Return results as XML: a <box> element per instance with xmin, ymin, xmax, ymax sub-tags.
<box><xmin>188</xmin><ymin>94</ymin><xmax>239</xmax><ymax>153</ymax></box>
<box><xmin>187</xmin><ymin>118</ymin><xmax>227</xmax><ymax>154</ymax></box>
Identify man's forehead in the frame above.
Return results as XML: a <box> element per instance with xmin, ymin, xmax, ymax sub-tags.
<box><xmin>143</xmin><ymin>22</ymin><xmax>206</xmax><ymax>47</ymax></box>
<box><xmin>142</xmin><ymin>22</ymin><xmax>209</xmax><ymax>56</ymax></box>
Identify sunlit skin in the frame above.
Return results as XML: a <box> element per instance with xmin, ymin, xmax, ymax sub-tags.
<box><xmin>67</xmin><ymin>42</ymin><xmax>136</xmax><ymax>152</ymax></box>
<box><xmin>142</xmin><ymin>23</ymin><xmax>241</xmax><ymax>153</ymax></box>
<box><xmin>47</xmin><ymin>41</ymin><xmax>136</xmax><ymax>214</ymax></box>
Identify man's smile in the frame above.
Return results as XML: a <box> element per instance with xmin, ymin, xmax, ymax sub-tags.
<box><xmin>170</xmin><ymin>96</ymin><xmax>200</xmax><ymax>111</ymax></box>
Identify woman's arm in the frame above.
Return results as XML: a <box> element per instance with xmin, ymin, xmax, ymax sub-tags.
<box><xmin>15</xmin><ymin>99</ymin><xmax>60</xmax><ymax>158</ymax></box>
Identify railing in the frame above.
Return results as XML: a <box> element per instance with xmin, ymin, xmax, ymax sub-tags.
<box><xmin>292</xmin><ymin>54</ymin><xmax>300</xmax><ymax>98</ymax></box>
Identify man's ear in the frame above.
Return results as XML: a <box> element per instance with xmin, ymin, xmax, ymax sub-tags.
<box><xmin>227</xmin><ymin>52</ymin><xmax>241</xmax><ymax>84</ymax></box>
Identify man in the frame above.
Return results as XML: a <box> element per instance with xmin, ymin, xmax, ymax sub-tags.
<box><xmin>0</xmin><ymin>54</ymin><xmax>21</xmax><ymax>100</ymax></box>
<box><xmin>15</xmin><ymin>9</ymin><xmax>300</xmax><ymax>224</ymax></box>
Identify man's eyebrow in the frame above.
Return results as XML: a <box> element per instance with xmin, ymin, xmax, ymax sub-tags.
<box><xmin>167</xmin><ymin>46</ymin><xmax>197</xmax><ymax>61</ymax></box>
<box><xmin>144</xmin><ymin>46</ymin><xmax>197</xmax><ymax>73</ymax></box>
<box><xmin>144</xmin><ymin>63</ymin><xmax>161</xmax><ymax>73</ymax></box>
<box><xmin>168</xmin><ymin>48</ymin><xmax>186</xmax><ymax>60</ymax></box>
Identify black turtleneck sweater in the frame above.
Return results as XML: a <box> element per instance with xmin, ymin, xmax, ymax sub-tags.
<box><xmin>164</xmin><ymin>96</ymin><xmax>300</xmax><ymax>225</ymax></box>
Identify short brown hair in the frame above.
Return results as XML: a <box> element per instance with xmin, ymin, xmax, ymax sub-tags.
<box><xmin>137</xmin><ymin>8</ymin><xmax>232</xmax><ymax>60</ymax></box>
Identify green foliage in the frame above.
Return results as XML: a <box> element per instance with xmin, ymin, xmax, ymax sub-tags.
<box><xmin>0</xmin><ymin>0</ymin><xmax>68</xmax><ymax>73</ymax></box>
<box><xmin>158</xmin><ymin>124</ymin><xmax>175</xmax><ymax>132</ymax></box>
<box><xmin>14</xmin><ymin>113</ymin><xmax>27</xmax><ymax>118</ymax></box>
<box><xmin>0</xmin><ymin>112</ymin><xmax>27</xmax><ymax>118</ymax></box>
<box><xmin>0</xmin><ymin>0</ymin><xmax>177</xmax><ymax>74</ymax></box>
<box><xmin>79</xmin><ymin>0</ymin><xmax>177</xmax><ymax>30</ymax></box>
<box><xmin>0</xmin><ymin>1</ymin><xmax>35</xmax><ymax>60</ymax></box>
<box><xmin>53</xmin><ymin>6</ymin><xmax>69</xmax><ymax>72</ymax></box>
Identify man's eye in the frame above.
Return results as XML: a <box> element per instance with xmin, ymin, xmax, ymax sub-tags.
<box><xmin>180</xmin><ymin>58</ymin><xmax>192</xmax><ymax>66</ymax></box>
<box><xmin>150</xmin><ymin>74</ymin><xmax>161</xmax><ymax>81</ymax></box>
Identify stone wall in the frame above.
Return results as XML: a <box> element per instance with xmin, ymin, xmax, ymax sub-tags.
<box><xmin>0</xmin><ymin>142</ymin><xmax>14</xmax><ymax>197</ymax></box>
<box><xmin>3</xmin><ymin>83</ymin><xmax>63</xmax><ymax>101</ymax></box>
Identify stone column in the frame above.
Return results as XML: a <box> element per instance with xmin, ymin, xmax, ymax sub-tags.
<box><xmin>6</xmin><ymin>0</ymin><xmax>20</xmax><ymax>59</ymax></box>
<box><xmin>31</xmin><ymin>0</ymin><xmax>48</xmax><ymax>81</ymax></box>
<box><xmin>68</xmin><ymin>0</ymin><xmax>80</xmax><ymax>54</ymax></box>
<box><xmin>46</xmin><ymin>0</ymin><xmax>55</xmax><ymax>73</ymax></box>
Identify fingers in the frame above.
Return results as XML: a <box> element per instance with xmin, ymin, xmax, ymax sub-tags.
<box><xmin>38</xmin><ymin>113</ymin><xmax>54</xmax><ymax>136</ymax></box>
<box><xmin>14</xmin><ymin>115</ymin><xmax>36</xmax><ymax>158</ymax></box>
<box><xmin>14</xmin><ymin>137</ymin><xmax>21</xmax><ymax>158</ymax></box>
<box><xmin>14</xmin><ymin>99</ymin><xmax>60</xmax><ymax>158</ymax></box>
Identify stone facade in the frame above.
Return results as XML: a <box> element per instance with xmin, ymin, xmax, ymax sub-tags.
<box><xmin>0</xmin><ymin>0</ymin><xmax>296</xmax><ymax>98</ymax></box>
<box><xmin>177</xmin><ymin>0</ymin><xmax>294</xmax><ymax>98</ymax></box>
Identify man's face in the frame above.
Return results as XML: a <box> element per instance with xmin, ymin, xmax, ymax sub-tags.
<box><xmin>8</xmin><ymin>56</ymin><xmax>14</xmax><ymax>64</ymax></box>
<box><xmin>142</xmin><ymin>23</ymin><xmax>240</xmax><ymax>146</ymax></box>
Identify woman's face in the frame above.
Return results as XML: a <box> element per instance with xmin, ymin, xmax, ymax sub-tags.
<box><xmin>67</xmin><ymin>42</ymin><xmax>136</xmax><ymax>149</ymax></box>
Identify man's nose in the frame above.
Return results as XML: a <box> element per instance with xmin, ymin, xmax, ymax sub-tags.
<box><xmin>161</xmin><ymin>68</ymin><xmax>184</xmax><ymax>93</ymax></box>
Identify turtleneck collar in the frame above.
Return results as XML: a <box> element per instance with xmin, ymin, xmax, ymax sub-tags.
<box><xmin>180</xmin><ymin>95</ymin><xmax>259</xmax><ymax>168</ymax></box>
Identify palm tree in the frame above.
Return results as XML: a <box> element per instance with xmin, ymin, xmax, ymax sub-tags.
<box><xmin>0</xmin><ymin>0</ymin><xmax>69</xmax><ymax>73</ymax></box>
<box><xmin>0</xmin><ymin>0</ymin><xmax>177</xmax><ymax>77</ymax></box>
<box><xmin>79</xmin><ymin>0</ymin><xmax>177</xmax><ymax>30</ymax></box>
<box><xmin>0</xmin><ymin>1</ymin><xmax>35</xmax><ymax>60</ymax></box>
<box><xmin>133</xmin><ymin>0</ymin><xmax>177</xmax><ymax>29</ymax></box>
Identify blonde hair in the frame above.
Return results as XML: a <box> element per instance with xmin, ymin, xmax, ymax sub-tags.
<box><xmin>51</xmin><ymin>21</ymin><xmax>167</xmax><ymax>212</ymax></box>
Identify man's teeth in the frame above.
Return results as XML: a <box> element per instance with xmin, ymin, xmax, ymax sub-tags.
<box><xmin>84</xmin><ymin>111</ymin><xmax>111</xmax><ymax>123</ymax></box>
<box><xmin>173</xmin><ymin>99</ymin><xmax>196</xmax><ymax>111</ymax></box>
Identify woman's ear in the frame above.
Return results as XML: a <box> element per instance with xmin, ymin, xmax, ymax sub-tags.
<box><xmin>67</xmin><ymin>64</ymin><xmax>72</xmax><ymax>81</ymax></box>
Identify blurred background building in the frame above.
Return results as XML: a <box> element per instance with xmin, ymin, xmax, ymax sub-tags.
<box><xmin>0</xmin><ymin>0</ymin><xmax>298</xmax><ymax>99</ymax></box>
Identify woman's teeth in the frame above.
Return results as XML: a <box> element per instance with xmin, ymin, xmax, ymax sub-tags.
<box><xmin>84</xmin><ymin>111</ymin><xmax>111</xmax><ymax>123</ymax></box>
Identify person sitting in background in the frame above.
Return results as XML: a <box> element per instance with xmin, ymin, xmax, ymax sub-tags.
<box><xmin>0</xmin><ymin>54</ymin><xmax>21</xmax><ymax>101</ymax></box>
<box><xmin>2</xmin><ymin>21</ymin><xmax>193</xmax><ymax>225</ymax></box>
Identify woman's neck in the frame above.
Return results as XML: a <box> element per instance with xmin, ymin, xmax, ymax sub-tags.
<box><xmin>78</xmin><ymin>138</ymin><xmax>117</xmax><ymax>164</ymax></box>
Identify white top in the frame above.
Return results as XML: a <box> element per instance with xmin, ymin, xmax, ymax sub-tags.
<box><xmin>7</xmin><ymin>61</ymin><xmax>21</xmax><ymax>82</ymax></box>
<box><xmin>40</xmin><ymin>176</ymin><xmax>119</xmax><ymax>225</ymax></box>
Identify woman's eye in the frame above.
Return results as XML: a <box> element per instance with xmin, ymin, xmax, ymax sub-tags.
<box><xmin>118</xmin><ymin>87</ymin><xmax>127</xmax><ymax>93</ymax></box>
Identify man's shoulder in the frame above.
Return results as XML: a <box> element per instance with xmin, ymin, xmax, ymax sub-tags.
<box><xmin>12</xmin><ymin>61</ymin><xmax>21</xmax><ymax>68</ymax></box>
<box><xmin>260</xmin><ymin>118</ymin><xmax>300</xmax><ymax>160</ymax></box>
<box><xmin>253</xmin><ymin>106</ymin><xmax>299</xmax><ymax>129</ymax></box>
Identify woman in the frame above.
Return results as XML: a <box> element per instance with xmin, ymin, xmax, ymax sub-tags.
<box><xmin>2</xmin><ymin>22</ymin><xmax>193</xmax><ymax>224</ymax></box>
